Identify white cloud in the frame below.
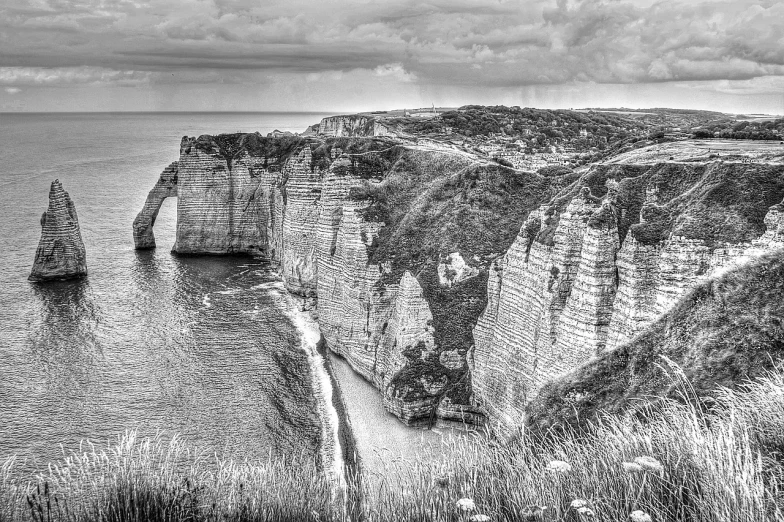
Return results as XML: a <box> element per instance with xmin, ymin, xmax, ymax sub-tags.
<box><xmin>373</xmin><ymin>63</ymin><xmax>416</xmax><ymax>82</ymax></box>
<box><xmin>0</xmin><ymin>67</ymin><xmax>150</xmax><ymax>87</ymax></box>
<box><xmin>4</xmin><ymin>87</ymin><xmax>21</xmax><ymax>94</ymax></box>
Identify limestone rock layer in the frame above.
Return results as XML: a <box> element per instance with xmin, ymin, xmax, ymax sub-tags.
<box><xmin>30</xmin><ymin>180</ymin><xmax>87</xmax><ymax>282</ymax></box>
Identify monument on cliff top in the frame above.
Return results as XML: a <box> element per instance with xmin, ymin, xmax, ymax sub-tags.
<box><xmin>29</xmin><ymin>179</ymin><xmax>88</xmax><ymax>282</ymax></box>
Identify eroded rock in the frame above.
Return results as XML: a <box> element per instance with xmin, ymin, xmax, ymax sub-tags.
<box><xmin>29</xmin><ymin>180</ymin><xmax>87</xmax><ymax>282</ymax></box>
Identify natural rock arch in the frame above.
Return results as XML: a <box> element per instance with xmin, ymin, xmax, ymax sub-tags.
<box><xmin>133</xmin><ymin>162</ymin><xmax>178</xmax><ymax>249</ymax></box>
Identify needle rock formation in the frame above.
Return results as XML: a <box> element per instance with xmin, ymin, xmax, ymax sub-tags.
<box><xmin>29</xmin><ymin>179</ymin><xmax>88</xmax><ymax>282</ymax></box>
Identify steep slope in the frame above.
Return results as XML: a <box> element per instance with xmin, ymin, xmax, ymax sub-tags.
<box><xmin>29</xmin><ymin>179</ymin><xmax>88</xmax><ymax>282</ymax></box>
<box><xmin>525</xmin><ymin>250</ymin><xmax>784</xmax><ymax>433</ymax></box>
<box><xmin>472</xmin><ymin>160</ymin><xmax>784</xmax><ymax>433</ymax></box>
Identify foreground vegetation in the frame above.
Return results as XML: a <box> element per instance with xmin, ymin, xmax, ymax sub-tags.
<box><xmin>2</xmin><ymin>368</ymin><xmax>784</xmax><ymax>522</ymax></box>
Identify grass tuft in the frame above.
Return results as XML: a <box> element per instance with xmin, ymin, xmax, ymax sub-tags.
<box><xmin>3</xmin><ymin>370</ymin><xmax>784</xmax><ymax>521</ymax></box>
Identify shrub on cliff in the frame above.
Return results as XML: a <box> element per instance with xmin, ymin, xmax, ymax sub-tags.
<box><xmin>348</xmin><ymin>149</ymin><xmax>566</xmax><ymax>410</ymax></box>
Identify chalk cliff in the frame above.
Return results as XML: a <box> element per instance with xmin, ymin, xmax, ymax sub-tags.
<box><xmin>526</xmin><ymin>249</ymin><xmax>784</xmax><ymax>433</ymax></box>
<box><xmin>136</xmin><ymin>127</ymin><xmax>784</xmax><ymax>432</ymax></box>
<box><xmin>472</xmin><ymin>161</ymin><xmax>784</xmax><ymax>434</ymax></box>
<box><xmin>30</xmin><ymin>180</ymin><xmax>88</xmax><ymax>282</ymax></box>
<box><xmin>317</xmin><ymin>115</ymin><xmax>399</xmax><ymax>137</ymax></box>
<box><xmin>136</xmin><ymin>133</ymin><xmax>551</xmax><ymax>425</ymax></box>
<box><xmin>133</xmin><ymin>162</ymin><xmax>178</xmax><ymax>249</ymax></box>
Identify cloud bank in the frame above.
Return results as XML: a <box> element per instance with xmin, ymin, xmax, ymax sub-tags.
<box><xmin>1</xmin><ymin>0</ymin><xmax>783</xmax><ymax>111</ymax></box>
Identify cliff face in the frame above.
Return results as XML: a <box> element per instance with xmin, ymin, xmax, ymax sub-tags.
<box><xmin>526</xmin><ymin>249</ymin><xmax>784</xmax><ymax>433</ymax></box>
<box><xmin>317</xmin><ymin>115</ymin><xmax>398</xmax><ymax>138</ymax></box>
<box><xmin>30</xmin><ymin>180</ymin><xmax>88</xmax><ymax>282</ymax></box>
<box><xmin>136</xmin><ymin>133</ymin><xmax>553</xmax><ymax>425</ymax></box>
<box><xmin>138</xmin><ymin>128</ymin><xmax>784</xmax><ymax>432</ymax></box>
<box><xmin>318</xmin><ymin>116</ymin><xmax>375</xmax><ymax>137</ymax></box>
<box><xmin>472</xmin><ymin>161</ymin><xmax>784</xmax><ymax>434</ymax></box>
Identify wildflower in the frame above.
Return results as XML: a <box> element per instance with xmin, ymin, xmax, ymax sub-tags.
<box><xmin>570</xmin><ymin>499</ymin><xmax>589</xmax><ymax>509</ymax></box>
<box><xmin>457</xmin><ymin>498</ymin><xmax>476</xmax><ymax>512</ymax></box>
<box><xmin>470</xmin><ymin>515</ymin><xmax>491</xmax><ymax>522</ymax></box>
<box><xmin>545</xmin><ymin>460</ymin><xmax>572</xmax><ymax>473</ymax></box>
<box><xmin>633</xmin><ymin>456</ymin><xmax>663</xmax><ymax>473</ymax></box>
<box><xmin>622</xmin><ymin>461</ymin><xmax>644</xmax><ymax>473</ymax></box>
<box><xmin>630</xmin><ymin>510</ymin><xmax>652</xmax><ymax>522</ymax></box>
<box><xmin>577</xmin><ymin>507</ymin><xmax>595</xmax><ymax>517</ymax></box>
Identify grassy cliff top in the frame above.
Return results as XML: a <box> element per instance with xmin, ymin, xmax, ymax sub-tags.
<box><xmin>525</xmin><ymin>250</ymin><xmax>784</xmax><ymax>434</ymax></box>
<box><xmin>189</xmin><ymin>133</ymin><xmax>399</xmax><ymax>173</ymax></box>
<box><xmin>534</xmin><ymin>161</ymin><xmax>784</xmax><ymax>248</ymax></box>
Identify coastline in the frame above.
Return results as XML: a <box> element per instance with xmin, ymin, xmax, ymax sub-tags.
<box><xmin>318</xmin><ymin>334</ymin><xmax>363</xmax><ymax>519</ymax></box>
<box><xmin>278</xmin><ymin>287</ymin><xmax>348</xmax><ymax>500</ymax></box>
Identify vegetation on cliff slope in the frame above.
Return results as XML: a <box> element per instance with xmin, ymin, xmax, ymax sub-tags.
<box><xmin>349</xmin><ymin>150</ymin><xmax>571</xmax><ymax>409</ymax></box>
<box><xmin>526</xmin><ymin>251</ymin><xmax>784</xmax><ymax>434</ymax></box>
<box><xmin>534</xmin><ymin>162</ymin><xmax>784</xmax><ymax>247</ymax></box>
<box><xmin>3</xmin><ymin>369</ymin><xmax>783</xmax><ymax>521</ymax></box>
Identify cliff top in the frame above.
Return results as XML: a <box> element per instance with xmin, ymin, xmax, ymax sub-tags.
<box><xmin>525</xmin><ymin>250</ymin><xmax>784</xmax><ymax>434</ymax></box>
<box><xmin>533</xmin><ymin>160</ymin><xmax>784</xmax><ymax>248</ymax></box>
<box><xmin>187</xmin><ymin>133</ymin><xmax>400</xmax><ymax>174</ymax></box>
<box><xmin>603</xmin><ymin>139</ymin><xmax>784</xmax><ymax>165</ymax></box>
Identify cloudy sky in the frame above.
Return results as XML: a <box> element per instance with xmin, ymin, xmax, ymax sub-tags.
<box><xmin>1</xmin><ymin>0</ymin><xmax>783</xmax><ymax>113</ymax></box>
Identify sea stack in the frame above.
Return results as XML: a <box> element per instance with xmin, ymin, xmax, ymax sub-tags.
<box><xmin>29</xmin><ymin>179</ymin><xmax>88</xmax><ymax>282</ymax></box>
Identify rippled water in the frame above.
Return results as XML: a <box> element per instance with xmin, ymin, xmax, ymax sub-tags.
<box><xmin>0</xmin><ymin>112</ymin><xmax>334</xmax><ymax>471</ymax></box>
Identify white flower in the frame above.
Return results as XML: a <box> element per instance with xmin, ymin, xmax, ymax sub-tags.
<box><xmin>622</xmin><ymin>461</ymin><xmax>644</xmax><ymax>473</ymax></box>
<box><xmin>577</xmin><ymin>507</ymin><xmax>595</xmax><ymax>517</ymax></box>
<box><xmin>457</xmin><ymin>498</ymin><xmax>476</xmax><ymax>512</ymax></box>
<box><xmin>630</xmin><ymin>510</ymin><xmax>652</xmax><ymax>522</ymax></box>
<box><xmin>634</xmin><ymin>456</ymin><xmax>663</xmax><ymax>473</ymax></box>
<box><xmin>546</xmin><ymin>460</ymin><xmax>572</xmax><ymax>473</ymax></box>
<box><xmin>570</xmin><ymin>499</ymin><xmax>589</xmax><ymax>509</ymax></box>
<box><xmin>470</xmin><ymin>515</ymin><xmax>491</xmax><ymax>522</ymax></box>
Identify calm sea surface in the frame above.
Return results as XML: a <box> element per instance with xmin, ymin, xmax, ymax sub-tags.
<box><xmin>0</xmin><ymin>112</ymin><xmax>336</xmax><ymax>471</ymax></box>
<box><xmin>0</xmin><ymin>112</ymin><xmax>463</xmax><ymax>478</ymax></box>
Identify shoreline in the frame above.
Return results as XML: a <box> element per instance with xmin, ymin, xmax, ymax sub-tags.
<box><xmin>277</xmin><ymin>287</ymin><xmax>358</xmax><ymax>514</ymax></box>
<box><xmin>318</xmin><ymin>335</ymin><xmax>363</xmax><ymax>519</ymax></box>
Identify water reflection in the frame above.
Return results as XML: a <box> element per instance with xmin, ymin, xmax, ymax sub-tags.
<box><xmin>28</xmin><ymin>279</ymin><xmax>102</xmax><ymax>377</ymax></box>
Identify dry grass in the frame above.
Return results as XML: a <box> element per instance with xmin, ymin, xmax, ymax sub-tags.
<box><xmin>0</xmin><ymin>431</ymin><xmax>341</xmax><ymax>522</ymax></box>
<box><xmin>2</xmin><ymin>371</ymin><xmax>783</xmax><ymax>522</ymax></box>
<box><xmin>362</xmin><ymin>370</ymin><xmax>784</xmax><ymax>522</ymax></box>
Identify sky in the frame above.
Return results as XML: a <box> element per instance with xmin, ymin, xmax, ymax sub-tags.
<box><xmin>1</xmin><ymin>0</ymin><xmax>783</xmax><ymax>114</ymax></box>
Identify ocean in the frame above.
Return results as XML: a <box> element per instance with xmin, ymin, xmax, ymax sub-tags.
<box><xmin>0</xmin><ymin>112</ymin><xmax>459</xmax><ymax>478</ymax></box>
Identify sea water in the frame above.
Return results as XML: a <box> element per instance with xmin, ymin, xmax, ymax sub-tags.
<box><xmin>0</xmin><ymin>111</ymin><xmax>463</xmax><ymax>479</ymax></box>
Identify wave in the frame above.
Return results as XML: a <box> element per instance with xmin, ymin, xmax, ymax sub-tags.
<box><xmin>279</xmin><ymin>294</ymin><xmax>346</xmax><ymax>497</ymax></box>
